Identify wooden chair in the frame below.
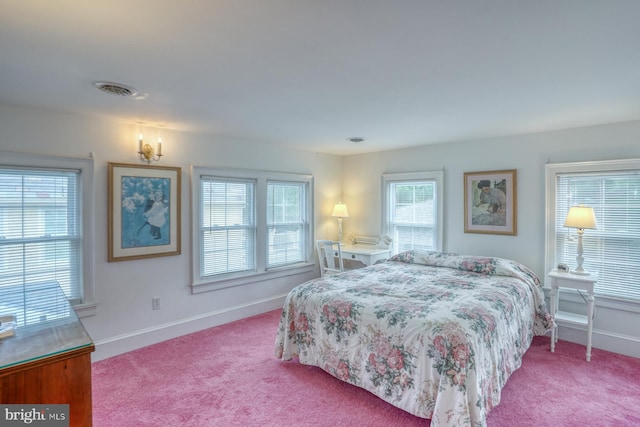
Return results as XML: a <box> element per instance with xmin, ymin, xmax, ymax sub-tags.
<box><xmin>316</xmin><ymin>240</ymin><xmax>344</xmax><ymax>277</ymax></box>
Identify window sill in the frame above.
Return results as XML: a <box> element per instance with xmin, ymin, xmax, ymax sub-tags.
<box><xmin>191</xmin><ymin>262</ymin><xmax>315</xmax><ymax>294</ymax></box>
<box><xmin>73</xmin><ymin>301</ymin><xmax>97</xmax><ymax>318</ymax></box>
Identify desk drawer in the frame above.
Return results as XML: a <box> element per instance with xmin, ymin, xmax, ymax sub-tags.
<box><xmin>343</xmin><ymin>252</ymin><xmax>368</xmax><ymax>264</ymax></box>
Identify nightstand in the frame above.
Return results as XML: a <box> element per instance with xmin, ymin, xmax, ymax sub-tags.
<box><xmin>548</xmin><ymin>269</ymin><xmax>597</xmax><ymax>361</ymax></box>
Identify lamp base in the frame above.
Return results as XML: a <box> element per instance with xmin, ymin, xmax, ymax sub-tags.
<box><xmin>572</xmin><ymin>234</ymin><xmax>589</xmax><ymax>275</ymax></box>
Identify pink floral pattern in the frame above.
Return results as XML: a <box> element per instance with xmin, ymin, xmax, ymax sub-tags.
<box><xmin>320</xmin><ymin>344</ymin><xmax>360</xmax><ymax>383</ymax></box>
<box><xmin>427</xmin><ymin>322</ymin><xmax>475</xmax><ymax>389</ymax></box>
<box><xmin>365</xmin><ymin>329</ymin><xmax>415</xmax><ymax>398</ymax></box>
<box><xmin>320</xmin><ymin>301</ymin><xmax>360</xmax><ymax>342</ymax></box>
<box><xmin>275</xmin><ymin>251</ymin><xmax>553</xmax><ymax>427</ymax></box>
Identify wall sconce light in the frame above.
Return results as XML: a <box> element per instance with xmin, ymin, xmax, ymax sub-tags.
<box><xmin>138</xmin><ymin>134</ymin><xmax>163</xmax><ymax>164</ymax></box>
<box><xmin>332</xmin><ymin>202</ymin><xmax>349</xmax><ymax>242</ymax></box>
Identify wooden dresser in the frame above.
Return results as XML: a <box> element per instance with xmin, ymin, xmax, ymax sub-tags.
<box><xmin>0</xmin><ymin>284</ymin><xmax>94</xmax><ymax>427</ymax></box>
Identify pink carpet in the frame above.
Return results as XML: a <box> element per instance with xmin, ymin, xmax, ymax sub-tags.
<box><xmin>92</xmin><ymin>310</ymin><xmax>640</xmax><ymax>426</ymax></box>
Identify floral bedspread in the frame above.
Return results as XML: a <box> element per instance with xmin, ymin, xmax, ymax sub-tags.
<box><xmin>275</xmin><ymin>250</ymin><xmax>553</xmax><ymax>427</ymax></box>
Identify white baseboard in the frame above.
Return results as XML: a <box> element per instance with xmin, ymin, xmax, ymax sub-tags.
<box><xmin>556</xmin><ymin>324</ymin><xmax>640</xmax><ymax>359</ymax></box>
<box><xmin>92</xmin><ymin>296</ymin><xmax>640</xmax><ymax>363</ymax></box>
<box><xmin>91</xmin><ymin>294</ymin><xmax>288</xmax><ymax>362</ymax></box>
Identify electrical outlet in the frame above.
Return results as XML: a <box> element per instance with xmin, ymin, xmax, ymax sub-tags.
<box><xmin>152</xmin><ymin>297</ymin><xmax>161</xmax><ymax>310</ymax></box>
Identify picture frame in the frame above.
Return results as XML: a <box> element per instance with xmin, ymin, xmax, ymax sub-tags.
<box><xmin>464</xmin><ymin>169</ymin><xmax>517</xmax><ymax>236</ymax></box>
<box><xmin>108</xmin><ymin>163</ymin><xmax>181</xmax><ymax>262</ymax></box>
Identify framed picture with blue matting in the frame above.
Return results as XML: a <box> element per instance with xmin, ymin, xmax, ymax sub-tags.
<box><xmin>108</xmin><ymin>162</ymin><xmax>181</xmax><ymax>261</ymax></box>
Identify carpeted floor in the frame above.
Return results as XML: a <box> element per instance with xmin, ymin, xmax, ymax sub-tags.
<box><xmin>92</xmin><ymin>310</ymin><xmax>640</xmax><ymax>426</ymax></box>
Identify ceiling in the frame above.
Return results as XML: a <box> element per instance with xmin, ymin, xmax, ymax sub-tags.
<box><xmin>1</xmin><ymin>1</ymin><xmax>639</xmax><ymax>155</ymax></box>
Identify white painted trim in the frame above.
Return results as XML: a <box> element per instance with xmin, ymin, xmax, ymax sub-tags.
<box><xmin>544</xmin><ymin>158</ymin><xmax>640</xmax><ymax>291</ymax></box>
<box><xmin>552</xmin><ymin>287</ymin><xmax>640</xmax><ymax>315</ymax></box>
<box><xmin>543</xmin><ymin>287</ymin><xmax>640</xmax><ymax>358</ymax></box>
<box><xmin>191</xmin><ymin>262</ymin><xmax>314</xmax><ymax>294</ymax></box>
<box><xmin>554</xmin><ymin>324</ymin><xmax>640</xmax><ymax>359</ymax></box>
<box><xmin>381</xmin><ymin>170</ymin><xmax>444</xmax><ymax>254</ymax></box>
<box><xmin>0</xmin><ymin>151</ymin><xmax>96</xmax><ymax>309</ymax></box>
<box><xmin>74</xmin><ymin>302</ymin><xmax>97</xmax><ymax>318</ymax></box>
<box><xmin>190</xmin><ymin>165</ymin><xmax>315</xmax><ymax>288</ymax></box>
<box><xmin>91</xmin><ymin>294</ymin><xmax>287</xmax><ymax>362</ymax></box>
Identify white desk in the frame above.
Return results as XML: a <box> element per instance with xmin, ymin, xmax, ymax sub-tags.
<box><xmin>548</xmin><ymin>269</ymin><xmax>597</xmax><ymax>361</ymax></box>
<box><xmin>339</xmin><ymin>245</ymin><xmax>390</xmax><ymax>267</ymax></box>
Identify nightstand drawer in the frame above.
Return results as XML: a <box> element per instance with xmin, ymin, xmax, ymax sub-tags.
<box><xmin>549</xmin><ymin>275</ymin><xmax>596</xmax><ymax>292</ymax></box>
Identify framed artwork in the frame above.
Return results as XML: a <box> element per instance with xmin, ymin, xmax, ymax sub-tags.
<box><xmin>108</xmin><ymin>163</ymin><xmax>181</xmax><ymax>261</ymax></box>
<box><xmin>464</xmin><ymin>169</ymin><xmax>517</xmax><ymax>236</ymax></box>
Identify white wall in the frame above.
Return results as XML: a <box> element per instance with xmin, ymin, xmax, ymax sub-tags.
<box><xmin>343</xmin><ymin>120</ymin><xmax>640</xmax><ymax>357</ymax></box>
<box><xmin>0</xmin><ymin>104</ymin><xmax>344</xmax><ymax>361</ymax></box>
<box><xmin>2</xmin><ymin>102</ymin><xmax>639</xmax><ymax>360</ymax></box>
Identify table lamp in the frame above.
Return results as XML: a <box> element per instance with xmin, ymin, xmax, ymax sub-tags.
<box><xmin>563</xmin><ymin>205</ymin><xmax>597</xmax><ymax>275</ymax></box>
<box><xmin>332</xmin><ymin>203</ymin><xmax>349</xmax><ymax>242</ymax></box>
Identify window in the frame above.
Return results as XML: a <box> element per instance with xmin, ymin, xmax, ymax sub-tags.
<box><xmin>200</xmin><ymin>177</ymin><xmax>256</xmax><ymax>277</ymax></box>
<box><xmin>382</xmin><ymin>171</ymin><xmax>443</xmax><ymax>255</ymax></box>
<box><xmin>267</xmin><ymin>181</ymin><xmax>307</xmax><ymax>268</ymax></box>
<box><xmin>0</xmin><ymin>152</ymin><xmax>95</xmax><ymax>323</ymax></box>
<box><xmin>192</xmin><ymin>167</ymin><xmax>313</xmax><ymax>292</ymax></box>
<box><xmin>546</xmin><ymin>159</ymin><xmax>640</xmax><ymax>301</ymax></box>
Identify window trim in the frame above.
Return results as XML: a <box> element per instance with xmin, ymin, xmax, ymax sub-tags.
<box><xmin>266</xmin><ymin>179</ymin><xmax>308</xmax><ymax>269</ymax></box>
<box><xmin>0</xmin><ymin>151</ymin><xmax>95</xmax><ymax>317</ymax></box>
<box><xmin>545</xmin><ymin>158</ymin><xmax>640</xmax><ymax>309</ymax></box>
<box><xmin>381</xmin><ymin>170</ymin><xmax>444</xmax><ymax>255</ymax></box>
<box><xmin>199</xmin><ymin>176</ymin><xmax>257</xmax><ymax>277</ymax></box>
<box><xmin>191</xmin><ymin>166</ymin><xmax>314</xmax><ymax>294</ymax></box>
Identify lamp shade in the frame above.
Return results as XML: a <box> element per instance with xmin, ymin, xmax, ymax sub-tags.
<box><xmin>331</xmin><ymin>203</ymin><xmax>349</xmax><ymax>218</ymax></box>
<box><xmin>564</xmin><ymin>206</ymin><xmax>597</xmax><ymax>230</ymax></box>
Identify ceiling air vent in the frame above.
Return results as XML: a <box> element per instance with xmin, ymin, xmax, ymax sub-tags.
<box><xmin>347</xmin><ymin>137</ymin><xmax>366</xmax><ymax>143</ymax></box>
<box><xmin>93</xmin><ymin>81</ymin><xmax>139</xmax><ymax>97</ymax></box>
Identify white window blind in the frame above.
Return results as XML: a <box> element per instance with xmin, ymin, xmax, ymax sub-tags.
<box><xmin>267</xmin><ymin>181</ymin><xmax>307</xmax><ymax>268</ymax></box>
<box><xmin>383</xmin><ymin>171</ymin><xmax>443</xmax><ymax>255</ymax></box>
<box><xmin>192</xmin><ymin>166</ymin><xmax>313</xmax><ymax>291</ymax></box>
<box><xmin>554</xmin><ymin>170</ymin><xmax>640</xmax><ymax>300</ymax></box>
<box><xmin>200</xmin><ymin>177</ymin><xmax>256</xmax><ymax>277</ymax></box>
<box><xmin>0</xmin><ymin>168</ymin><xmax>81</xmax><ymax>326</ymax></box>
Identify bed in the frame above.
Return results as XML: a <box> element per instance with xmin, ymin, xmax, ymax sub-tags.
<box><xmin>274</xmin><ymin>250</ymin><xmax>553</xmax><ymax>427</ymax></box>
